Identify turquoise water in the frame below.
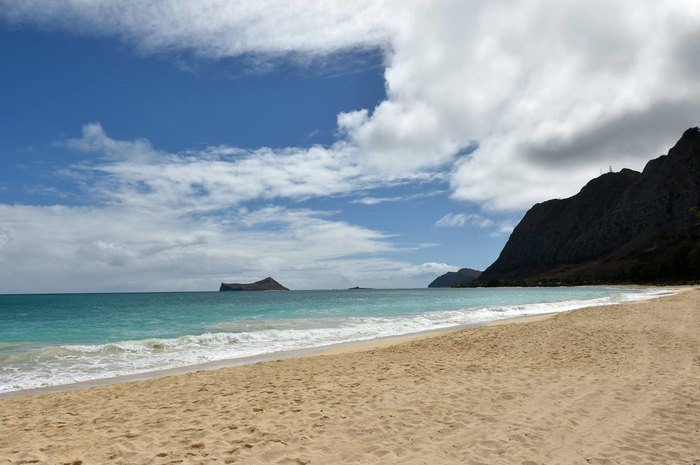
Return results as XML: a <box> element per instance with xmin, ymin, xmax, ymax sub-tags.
<box><xmin>0</xmin><ymin>287</ymin><xmax>667</xmax><ymax>393</ymax></box>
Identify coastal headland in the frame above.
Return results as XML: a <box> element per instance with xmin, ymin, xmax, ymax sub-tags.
<box><xmin>471</xmin><ymin>127</ymin><xmax>700</xmax><ymax>287</ymax></box>
<box><xmin>1</xmin><ymin>288</ymin><xmax>698</xmax><ymax>464</ymax></box>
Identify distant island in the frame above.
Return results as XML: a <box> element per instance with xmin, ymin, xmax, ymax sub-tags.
<box><xmin>428</xmin><ymin>268</ymin><xmax>482</xmax><ymax>287</ymax></box>
<box><xmin>465</xmin><ymin>127</ymin><xmax>700</xmax><ymax>286</ymax></box>
<box><xmin>348</xmin><ymin>286</ymin><xmax>373</xmax><ymax>290</ymax></box>
<box><xmin>219</xmin><ymin>277</ymin><xmax>289</xmax><ymax>291</ymax></box>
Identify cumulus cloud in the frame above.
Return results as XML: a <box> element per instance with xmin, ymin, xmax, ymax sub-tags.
<box><xmin>364</xmin><ymin>0</ymin><xmax>700</xmax><ymax>209</ymax></box>
<box><xmin>3</xmin><ymin>1</ymin><xmax>700</xmax><ymax>291</ymax></box>
<box><xmin>5</xmin><ymin>1</ymin><xmax>699</xmax><ymax>210</ymax></box>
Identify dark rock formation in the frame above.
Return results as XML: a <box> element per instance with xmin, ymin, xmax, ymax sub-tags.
<box><xmin>429</xmin><ymin>268</ymin><xmax>482</xmax><ymax>287</ymax></box>
<box><xmin>473</xmin><ymin>127</ymin><xmax>700</xmax><ymax>286</ymax></box>
<box><xmin>219</xmin><ymin>277</ymin><xmax>289</xmax><ymax>291</ymax></box>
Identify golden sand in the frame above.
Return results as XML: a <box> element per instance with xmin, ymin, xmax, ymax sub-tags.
<box><xmin>1</xmin><ymin>288</ymin><xmax>698</xmax><ymax>464</ymax></box>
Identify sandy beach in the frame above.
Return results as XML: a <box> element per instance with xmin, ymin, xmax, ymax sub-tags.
<box><xmin>1</xmin><ymin>288</ymin><xmax>698</xmax><ymax>465</ymax></box>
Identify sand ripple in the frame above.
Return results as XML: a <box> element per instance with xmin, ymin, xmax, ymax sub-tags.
<box><xmin>1</xmin><ymin>288</ymin><xmax>698</xmax><ymax>464</ymax></box>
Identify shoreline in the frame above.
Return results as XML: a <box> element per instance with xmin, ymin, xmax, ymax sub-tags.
<box><xmin>0</xmin><ymin>326</ymin><xmax>463</xmax><ymax>400</ymax></box>
<box><xmin>0</xmin><ymin>286</ymin><xmax>680</xmax><ymax>400</ymax></box>
<box><xmin>0</xmin><ymin>313</ymin><xmax>546</xmax><ymax>400</ymax></box>
<box><xmin>2</xmin><ymin>287</ymin><xmax>697</xmax><ymax>464</ymax></box>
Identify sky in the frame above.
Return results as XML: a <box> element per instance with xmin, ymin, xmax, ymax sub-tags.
<box><xmin>1</xmin><ymin>1</ymin><xmax>699</xmax><ymax>293</ymax></box>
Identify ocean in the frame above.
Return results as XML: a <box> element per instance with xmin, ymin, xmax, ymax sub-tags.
<box><xmin>0</xmin><ymin>287</ymin><xmax>668</xmax><ymax>394</ymax></box>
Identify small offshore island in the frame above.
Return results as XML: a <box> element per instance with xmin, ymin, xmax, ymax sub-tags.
<box><xmin>219</xmin><ymin>277</ymin><xmax>289</xmax><ymax>291</ymax></box>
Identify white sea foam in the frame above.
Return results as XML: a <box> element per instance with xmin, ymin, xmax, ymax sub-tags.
<box><xmin>0</xmin><ymin>288</ymin><xmax>671</xmax><ymax>393</ymax></box>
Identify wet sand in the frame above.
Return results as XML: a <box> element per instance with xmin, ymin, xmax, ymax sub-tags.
<box><xmin>1</xmin><ymin>288</ymin><xmax>698</xmax><ymax>464</ymax></box>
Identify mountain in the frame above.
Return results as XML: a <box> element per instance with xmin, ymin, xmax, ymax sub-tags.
<box><xmin>473</xmin><ymin>127</ymin><xmax>700</xmax><ymax>286</ymax></box>
<box><xmin>428</xmin><ymin>268</ymin><xmax>482</xmax><ymax>287</ymax></box>
<box><xmin>219</xmin><ymin>277</ymin><xmax>290</xmax><ymax>291</ymax></box>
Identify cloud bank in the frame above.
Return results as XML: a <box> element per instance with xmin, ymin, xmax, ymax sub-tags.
<box><xmin>344</xmin><ymin>0</ymin><xmax>700</xmax><ymax>209</ymax></box>
<box><xmin>0</xmin><ymin>125</ymin><xmax>454</xmax><ymax>292</ymax></box>
<box><xmin>2</xmin><ymin>1</ymin><xmax>699</xmax><ymax>291</ymax></box>
<box><xmin>0</xmin><ymin>202</ymin><xmax>443</xmax><ymax>292</ymax></box>
<box><xmin>3</xmin><ymin>0</ymin><xmax>698</xmax><ymax>211</ymax></box>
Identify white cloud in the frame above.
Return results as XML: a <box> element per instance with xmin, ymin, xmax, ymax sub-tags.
<box><xmin>435</xmin><ymin>213</ymin><xmax>467</xmax><ymax>228</ymax></box>
<box><xmin>64</xmin><ymin>123</ymin><xmax>440</xmax><ymax>214</ymax></box>
<box><xmin>350</xmin><ymin>190</ymin><xmax>444</xmax><ymax>205</ymax></box>
<box><xmin>398</xmin><ymin>262</ymin><xmax>458</xmax><ymax>278</ymax></box>
<box><xmin>493</xmin><ymin>221</ymin><xmax>516</xmax><ymax>237</ymax></box>
<box><xmin>63</xmin><ymin>122</ymin><xmax>163</xmax><ymax>162</ymax></box>
<box><xmin>350</xmin><ymin>0</ymin><xmax>700</xmax><ymax>210</ymax></box>
<box><xmin>0</xmin><ymin>126</ymin><xmax>448</xmax><ymax>293</ymax></box>
<box><xmin>286</xmin><ymin>259</ymin><xmax>459</xmax><ymax>289</ymax></box>
<box><xmin>3</xmin><ymin>1</ymin><xmax>700</xmax><ymax>291</ymax></box>
<box><xmin>436</xmin><ymin>213</ymin><xmax>494</xmax><ymax>229</ymax></box>
<box><xmin>435</xmin><ymin>212</ymin><xmax>517</xmax><ymax>237</ymax></box>
<box><xmin>0</xmin><ymin>0</ymin><xmax>393</xmax><ymax>58</ymax></box>
<box><xmin>0</xmin><ymin>229</ymin><xmax>10</xmax><ymax>251</ymax></box>
<box><xmin>5</xmin><ymin>1</ymin><xmax>698</xmax><ymax>210</ymax></box>
<box><xmin>351</xmin><ymin>196</ymin><xmax>398</xmax><ymax>206</ymax></box>
<box><xmin>0</xmin><ymin>202</ymin><xmax>428</xmax><ymax>293</ymax></box>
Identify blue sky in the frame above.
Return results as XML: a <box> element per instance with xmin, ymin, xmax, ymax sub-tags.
<box><xmin>1</xmin><ymin>1</ymin><xmax>698</xmax><ymax>293</ymax></box>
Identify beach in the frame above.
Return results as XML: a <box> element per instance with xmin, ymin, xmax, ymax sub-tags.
<box><xmin>1</xmin><ymin>287</ymin><xmax>698</xmax><ymax>464</ymax></box>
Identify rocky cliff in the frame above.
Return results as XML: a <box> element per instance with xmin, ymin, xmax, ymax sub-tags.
<box><xmin>428</xmin><ymin>268</ymin><xmax>482</xmax><ymax>287</ymax></box>
<box><xmin>474</xmin><ymin>127</ymin><xmax>700</xmax><ymax>285</ymax></box>
<box><xmin>219</xmin><ymin>277</ymin><xmax>290</xmax><ymax>291</ymax></box>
